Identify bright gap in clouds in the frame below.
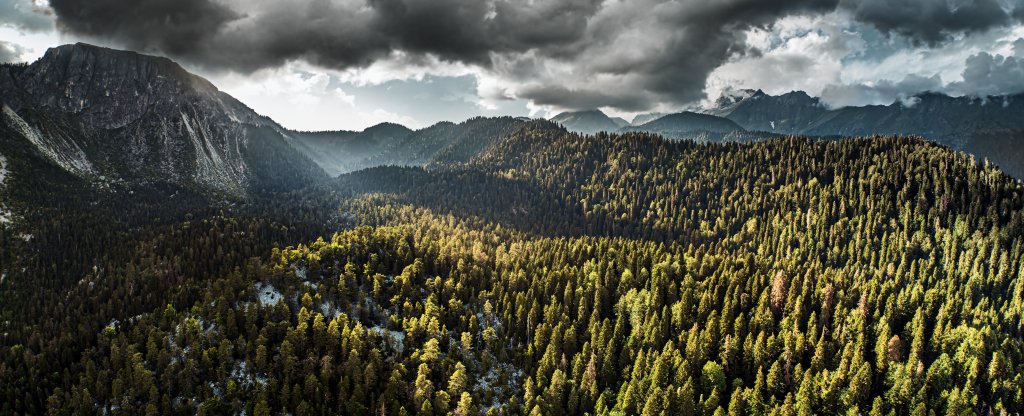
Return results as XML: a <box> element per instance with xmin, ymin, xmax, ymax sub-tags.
<box><xmin>204</xmin><ymin>62</ymin><xmax>532</xmax><ymax>132</ymax></box>
<box><xmin>704</xmin><ymin>12</ymin><xmax>1024</xmax><ymax>109</ymax></box>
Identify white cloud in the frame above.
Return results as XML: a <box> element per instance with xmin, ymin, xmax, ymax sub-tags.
<box><xmin>0</xmin><ymin>26</ymin><xmax>63</xmax><ymax>62</ymax></box>
<box><xmin>207</xmin><ymin>63</ymin><xmax>367</xmax><ymax>131</ymax></box>
<box><xmin>333</xmin><ymin>50</ymin><xmax>478</xmax><ymax>86</ymax></box>
<box><xmin>703</xmin><ymin>12</ymin><xmax>1024</xmax><ymax>108</ymax></box>
<box><xmin>704</xmin><ymin>12</ymin><xmax>866</xmax><ymax>103</ymax></box>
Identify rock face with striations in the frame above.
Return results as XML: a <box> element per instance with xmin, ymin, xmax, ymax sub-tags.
<box><xmin>0</xmin><ymin>43</ymin><xmax>323</xmax><ymax>195</ymax></box>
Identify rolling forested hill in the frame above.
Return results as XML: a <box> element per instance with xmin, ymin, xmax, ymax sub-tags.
<box><xmin>1</xmin><ymin>45</ymin><xmax>1023</xmax><ymax>416</ymax></box>
<box><xmin>3</xmin><ymin>120</ymin><xmax>1022</xmax><ymax>415</ymax></box>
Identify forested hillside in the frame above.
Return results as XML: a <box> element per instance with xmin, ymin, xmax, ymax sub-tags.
<box><xmin>3</xmin><ymin>119</ymin><xmax>1022</xmax><ymax>415</ymax></box>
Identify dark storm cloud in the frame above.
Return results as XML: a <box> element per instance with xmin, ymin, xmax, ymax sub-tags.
<box><xmin>47</xmin><ymin>0</ymin><xmax>603</xmax><ymax>71</ymax></box>
<box><xmin>838</xmin><ymin>0</ymin><xmax>1017</xmax><ymax>44</ymax></box>
<box><xmin>50</xmin><ymin>0</ymin><xmax>237</xmax><ymax>56</ymax></box>
<box><xmin>948</xmin><ymin>38</ymin><xmax>1024</xmax><ymax>96</ymax></box>
<box><xmin>43</xmin><ymin>0</ymin><xmax>1024</xmax><ymax>111</ymax></box>
<box><xmin>518</xmin><ymin>84</ymin><xmax>656</xmax><ymax>111</ymax></box>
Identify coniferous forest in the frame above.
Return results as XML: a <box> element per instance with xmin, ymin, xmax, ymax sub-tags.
<box><xmin>1</xmin><ymin>118</ymin><xmax>1023</xmax><ymax>415</ymax></box>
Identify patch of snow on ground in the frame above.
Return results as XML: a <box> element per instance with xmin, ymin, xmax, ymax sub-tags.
<box><xmin>319</xmin><ymin>302</ymin><xmax>340</xmax><ymax>319</ymax></box>
<box><xmin>475</xmin><ymin>362</ymin><xmax>524</xmax><ymax>411</ymax></box>
<box><xmin>254</xmin><ymin>282</ymin><xmax>284</xmax><ymax>306</ymax></box>
<box><xmin>231</xmin><ymin>361</ymin><xmax>269</xmax><ymax>388</ymax></box>
<box><xmin>370</xmin><ymin>325</ymin><xmax>406</xmax><ymax>352</ymax></box>
<box><xmin>0</xmin><ymin>153</ymin><xmax>8</xmax><ymax>185</ymax></box>
<box><xmin>293</xmin><ymin>265</ymin><xmax>307</xmax><ymax>280</ymax></box>
<box><xmin>208</xmin><ymin>381</ymin><xmax>223</xmax><ymax>399</ymax></box>
<box><xmin>0</xmin><ymin>153</ymin><xmax>9</xmax><ymax>224</ymax></box>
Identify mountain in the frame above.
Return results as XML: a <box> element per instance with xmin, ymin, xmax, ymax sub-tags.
<box><xmin>286</xmin><ymin>123</ymin><xmax>413</xmax><ymax>176</ymax></box>
<box><xmin>706</xmin><ymin>90</ymin><xmax>1024</xmax><ymax>178</ymax></box>
<box><xmin>288</xmin><ymin>117</ymin><xmax>530</xmax><ymax>176</ymax></box>
<box><xmin>3</xmin><ymin>44</ymin><xmax>1024</xmax><ymax>416</ymax></box>
<box><xmin>610</xmin><ymin>116</ymin><xmax>630</xmax><ymax>128</ymax></box>
<box><xmin>376</xmin><ymin>116</ymin><xmax>529</xmax><ymax>168</ymax></box>
<box><xmin>622</xmin><ymin>111</ymin><xmax>744</xmax><ymax>137</ymax></box>
<box><xmin>0</xmin><ymin>43</ymin><xmax>325</xmax><ymax>196</ymax></box>
<box><xmin>550</xmin><ymin>109</ymin><xmax>622</xmax><ymax>134</ymax></box>
<box><xmin>704</xmin><ymin>89</ymin><xmax>757</xmax><ymax>116</ymax></box>
<box><xmin>631</xmin><ymin>112</ymin><xmax>668</xmax><ymax>126</ymax></box>
<box><xmin>709</xmin><ymin>90</ymin><xmax>828</xmax><ymax>133</ymax></box>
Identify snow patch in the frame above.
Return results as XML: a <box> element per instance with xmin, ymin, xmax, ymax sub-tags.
<box><xmin>474</xmin><ymin>362</ymin><xmax>525</xmax><ymax>411</ymax></box>
<box><xmin>254</xmin><ymin>282</ymin><xmax>284</xmax><ymax>306</ymax></box>
<box><xmin>770</xmin><ymin>121</ymin><xmax>775</xmax><ymax>130</ymax></box>
<box><xmin>230</xmin><ymin>361</ymin><xmax>268</xmax><ymax>388</ymax></box>
<box><xmin>293</xmin><ymin>264</ymin><xmax>307</xmax><ymax>280</ymax></box>
<box><xmin>369</xmin><ymin>325</ymin><xmax>406</xmax><ymax>352</ymax></box>
<box><xmin>319</xmin><ymin>301</ymin><xmax>340</xmax><ymax>319</ymax></box>
<box><xmin>0</xmin><ymin>153</ymin><xmax>8</xmax><ymax>185</ymax></box>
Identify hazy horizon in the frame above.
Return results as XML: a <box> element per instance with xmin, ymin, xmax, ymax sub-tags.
<box><xmin>3</xmin><ymin>0</ymin><xmax>1024</xmax><ymax>131</ymax></box>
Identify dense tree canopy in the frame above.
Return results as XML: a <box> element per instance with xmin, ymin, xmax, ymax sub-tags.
<box><xmin>1</xmin><ymin>125</ymin><xmax>1022</xmax><ymax>415</ymax></box>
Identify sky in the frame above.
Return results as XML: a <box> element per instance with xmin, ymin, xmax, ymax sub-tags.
<box><xmin>2</xmin><ymin>0</ymin><xmax>1024</xmax><ymax>131</ymax></box>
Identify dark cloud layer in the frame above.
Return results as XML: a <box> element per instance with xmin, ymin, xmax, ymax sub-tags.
<box><xmin>838</xmin><ymin>0</ymin><xmax>1017</xmax><ymax>44</ymax></box>
<box><xmin>43</xmin><ymin>0</ymin><xmax>1024</xmax><ymax>111</ymax></box>
<box><xmin>51</xmin><ymin>0</ymin><xmax>236</xmax><ymax>56</ymax></box>
<box><xmin>949</xmin><ymin>38</ymin><xmax>1024</xmax><ymax>96</ymax></box>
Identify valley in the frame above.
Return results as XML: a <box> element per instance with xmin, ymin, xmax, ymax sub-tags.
<box><xmin>0</xmin><ymin>44</ymin><xmax>1022</xmax><ymax>416</ymax></box>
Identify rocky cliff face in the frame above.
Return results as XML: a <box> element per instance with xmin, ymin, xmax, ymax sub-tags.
<box><xmin>0</xmin><ymin>43</ymin><xmax>323</xmax><ymax>196</ymax></box>
<box><xmin>713</xmin><ymin>90</ymin><xmax>828</xmax><ymax>133</ymax></box>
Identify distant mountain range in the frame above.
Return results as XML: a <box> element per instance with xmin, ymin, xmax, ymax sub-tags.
<box><xmin>705</xmin><ymin>89</ymin><xmax>1024</xmax><ymax>178</ymax></box>
<box><xmin>622</xmin><ymin>111</ymin><xmax>745</xmax><ymax>136</ymax></box>
<box><xmin>550</xmin><ymin>90</ymin><xmax>1024</xmax><ymax>178</ymax></box>
<box><xmin>550</xmin><ymin>110</ymin><xmax>627</xmax><ymax>134</ymax></box>
<box><xmin>1</xmin><ymin>43</ymin><xmax>1022</xmax><ymax>192</ymax></box>
<box><xmin>0</xmin><ymin>44</ymin><xmax>542</xmax><ymax>197</ymax></box>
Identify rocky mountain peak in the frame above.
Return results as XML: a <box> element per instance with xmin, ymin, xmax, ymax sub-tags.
<box><xmin>0</xmin><ymin>43</ymin><xmax>323</xmax><ymax>196</ymax></box>
<box><xmin>5</xmin><ymin>43</ymin><xmax>256</xmax><ymax>130</ymax></box>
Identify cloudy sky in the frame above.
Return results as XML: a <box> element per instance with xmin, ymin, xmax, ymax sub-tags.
<box><xmin>2</xmin><ymin>0</ymin><xmax>1024</xmax><ymax>131</ymax></box>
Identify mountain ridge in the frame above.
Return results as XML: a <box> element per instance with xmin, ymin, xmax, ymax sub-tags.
<box><xmin>550</xmin><ymin>109</ymin><xmax>623</xmax><ymax>134</ymax></box>
<box><xmin>0</xmin><ymin>43</ymin><xmax>324</xmax><ymax>195</ymax></box>
<box><xmin>701</xmin><ymin>89</ymin><xmax>1024</xmax><ymax>177</ymax></box>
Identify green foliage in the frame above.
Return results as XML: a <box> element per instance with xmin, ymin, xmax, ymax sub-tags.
<box><xmin>2</xmin><ymin>126</ymin><xmax>1024</xmax><ymax>415</ymax></box>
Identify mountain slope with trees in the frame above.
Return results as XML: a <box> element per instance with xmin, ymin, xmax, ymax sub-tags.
<box><xmin>1</xmin><ymin>44</ymin><xmax>1023</xmax><ymax>416</ymax></box>
<box><xmin>706</xmin><ymin>89</ymin><xmax>1024</xmax><ymax>178</ymax></box>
